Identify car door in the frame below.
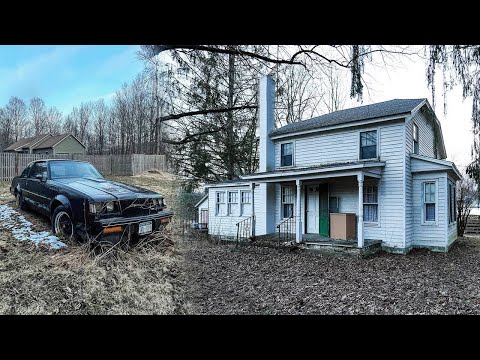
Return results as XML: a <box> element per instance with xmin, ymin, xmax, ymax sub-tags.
<box><xmin>25</xmin><ymin>161</ymin><xmax>50</xmax><ymax>215</ymax></box>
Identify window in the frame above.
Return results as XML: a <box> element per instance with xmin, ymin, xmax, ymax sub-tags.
<box><xmin>215</xmin><ymin>192</ymin><xmax>225</xmax><ymax>216</ymax></box>
<box><xmin>413</xmin><ymin>123</ymin><xmax>419</xmax><ymax>154</ymax></box>
<box><xmin>21</xmin><ymin>164</ymin><xmax>32</xmax><ymax>178</ymax></box>
<box><xmin>360</xmin><ymin>130</ymin><xmax>377</xmax><ymax>159</ymax></box>
<box><xmin>227</xmin><ymin>191</ymin><xmax>239</xmax><ymax>216</ymax></box>
<box><xmin>363</xmin><ymin>183</ymin><xmax>378</xmax><ymax>222</ymax></box>
<box><xmin>281</xmin><ymin>142</ymin><xmax>293</xmax><ymax>167</ymax></box>
<box><xmin>329</xmin><ymin>197</ymin><xmax>339</xmax><ymax>213</ymax></box>
<box><xmin>29</xmin><ymin>162</ymin><xmax>47</xmax><ymax>179</ymax></box>
<box><xmin>448</xmin><ymin>182</ymin><xmax>456</xmax><ymax>224</ymax></box>
<box><xmin>240</xmin><ymin>191</ymin><xmax>252</xmax><ymax>216</ymax></box>
<box><xmin>281</xmin><ymin>186</ymin><xmax>295</xmax><ymax>218</ymax></box>
<box><xmin>423</xmin><ymin>182</ymin><xmax>436</xmax><ymax>222</ymax></box>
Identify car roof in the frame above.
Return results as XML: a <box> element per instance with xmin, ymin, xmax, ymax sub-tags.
<box><xmin>28</xmin><ymin>159</ymin><xmax>90</xmax><ymax>166</ymax></box>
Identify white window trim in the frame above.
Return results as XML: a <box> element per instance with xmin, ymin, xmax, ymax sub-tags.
<box><xmin>448</xmin><ymin>180</ymin><xmax>457</xmax><ymax>225</ymax></box>
<box><xmin>363</xmin><ymin>180</ymin><xmax>380</xmax><ymax>226</ymax></box>
<box><xmin>279</xmin><ymin>140</ymin><xmax>295</xmax><ymax>168</ymax></box>
<box><xmin>358</xmin><ymin>128</ymin><xmax>380</xmax><ymax>161</ymax></box>
<box><xmin>421</xmin><ymin>180</ymin><xmax>438</xmax><ymax>226</ymax></box>
<box><xmin>412</xmin><ymin>121</ymin><xmax>419</xmax><ymax>155</ymax></box>
<box><xmin>240</xmin><ymin>190</ymin><xmax>252</xmax><ymax>216</ymax></box>
<box><xmin>215</xmin><ymin>191</ymin><xmax>226</xmax><ymax>217</ymax></box>
<box><xmin>281</xmin><ymin>185</ymin><xmax>295</xmax><ymax>219</ymax></box>
<box><xmin>227</xmin><ymin>190</ymin><xmax>239</xmax><ymax>216</ymax></box>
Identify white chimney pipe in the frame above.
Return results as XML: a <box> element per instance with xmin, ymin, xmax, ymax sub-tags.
<box><xmin>259</xmin><ymin>75</ymin><xmax>275</xmax><ymax>173</ymax></box>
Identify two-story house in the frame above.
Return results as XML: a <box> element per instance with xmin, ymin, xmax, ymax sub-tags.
<box><xmin>198</xmin><ymin>75</ymin><xmax>461</xmax><ymax>254</ymax></box>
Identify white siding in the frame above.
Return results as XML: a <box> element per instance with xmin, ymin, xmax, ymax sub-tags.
<box><xmin>412</xmin><ymin>172</ymin><xmax>447</xmax><ymax>248</ymax></box>
<box><xmin>207</xmin><ymin>185</ymin><xmax>251</xmax><ymax>238</ymax></box>
<box><xmin>406</xmin><ymin>108</ymin><xmax>443</xmax><ymax>248</ymax></box>
<box><xmin>447</xmin><ymin>174</ymin><xmax>458</xmax><ymax>246</ymax></box>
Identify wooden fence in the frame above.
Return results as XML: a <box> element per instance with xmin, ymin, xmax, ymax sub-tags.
<box><xmin>0</xmin><ymin>153</ymin><xmax>168</xmax><ymax>181</ymax></box>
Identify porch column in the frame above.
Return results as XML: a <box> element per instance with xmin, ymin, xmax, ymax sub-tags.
<box><xmin>296</xmin><ymin>179</ymin><xmax>302</xmax><ymax>243</ymax></box>
<box><xmin>250</xmin><ymin>182</ymin><xmax>255</xmax><ymax>238</ymax></box>
<box><xmin>357</xmin><ymin>172</ymin><xmax>364</xmax><ymax>248</ymax></box>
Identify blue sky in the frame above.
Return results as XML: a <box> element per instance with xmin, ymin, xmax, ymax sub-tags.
<box><xmin>0</xmin><ymin>45</ymin><xmax>144</xmax><ymax>113</ymax></box>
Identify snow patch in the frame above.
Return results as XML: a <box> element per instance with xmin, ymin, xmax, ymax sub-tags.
<box><xmin>0</xmin><ymin>204</ymin><xmax>66</xmax><ymax>249</ymax></box>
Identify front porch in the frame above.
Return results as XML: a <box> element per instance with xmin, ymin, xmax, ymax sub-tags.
<box><xmin>243</xmin><ymin>161</ymin><xmax>386</xmax><ymax>249</ymax></box>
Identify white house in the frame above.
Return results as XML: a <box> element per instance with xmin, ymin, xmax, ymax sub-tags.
<box><xmin>200</xmin><ymin>75</ymin><xmax>462</xmax><ymax>254</ymax></box>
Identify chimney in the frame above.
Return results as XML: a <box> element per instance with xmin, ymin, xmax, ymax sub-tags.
<box><xmin>259</xmin><ymin>75</ymin><xmax>275</xmax><ymax>172</ymax></box>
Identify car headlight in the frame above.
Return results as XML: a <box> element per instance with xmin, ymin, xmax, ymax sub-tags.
<box><xmin>105</xmin><ymin>202</ymin><xmax>115</xmax><ymax>212</ymax></box>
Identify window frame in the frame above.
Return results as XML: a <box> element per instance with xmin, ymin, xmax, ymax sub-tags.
<box><xmin>29</xmin><ymin>161</ymin><xmax>48</xmax><ymax>179</ymax></box>
<box><xmin>413</xmin><ymin>122</ymin><xmax>419</xmax><ymax>155</ymax></box>
<box><xmin>448</xmin><ymin>180</ymin><xmax>457</xmax><ymax>225</ymax></box>
<box><xmin>281</xmin><ymin>185</ymin><xmax>295</xmax><ymax>219</ymax></box>
<box><xmin>359</xmin><ymin>129</ymin><xmax>379</xmax><ymax>160</ymax></box>
<box><xmin>280</xmin><ymin>141</ymin><xmax>294</xmax><ymax>168</ymax></box>
<box><xmin>421</xmin><ymin>180</ymin><xmax>438</xmax><ymax>225</ymax></box>
<box><xmin>215</xmin><ymin>191</ymin><xmax>226</xmax><ymax>217</ymax></box>
<box><xmin>240</xmin><ymin>190</ymin><xmax>252</xmax><ymax>216</ymax></box>
<box><xmin>363</xmin><ymin>182</ymin><xmax>379</xmax><ymax>224</ymax></box>
<box><xmin>227</xmin><ymin>191</ymin><xmax>239</xmax><ymax>216</ymax></box>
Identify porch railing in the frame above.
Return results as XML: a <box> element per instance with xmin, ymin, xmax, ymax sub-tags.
<box><xmin>276</xmin><ymin>215</ymin><xmax>296</xmax><ymax>248</ymax></box>
<box><xmin>236</xmin><ymin>216</ymin><xmax>255</xmax><ymax>247</ymax></box>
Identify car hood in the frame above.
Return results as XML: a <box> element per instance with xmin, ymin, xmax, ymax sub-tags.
<box><xmin>52</xmin><ymin>177</ymin><xmax>161</xmax><ymax>201</ymax></box>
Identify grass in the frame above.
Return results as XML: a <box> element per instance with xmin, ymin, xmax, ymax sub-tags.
<box><xmin>0</xmin><ymin>172</ymin><xmax>190</xmax><ymax>315</ymax></box>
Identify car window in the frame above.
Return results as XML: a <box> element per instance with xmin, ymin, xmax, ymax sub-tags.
<box><xmin>29</xmin><ymin>162</ymin><xmax>47</xmax><ymax>179</ymax></box>
<box><xmin>49</xmin><ymin>161</ymin><xmax>103</xmax><ymax>179</ymax></box>
<box><xmin>21</xmin><ymin>164</ymin><xmax>32</xmax><ymax>178</ymax></box>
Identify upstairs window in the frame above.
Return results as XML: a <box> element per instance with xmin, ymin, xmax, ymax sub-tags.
<box><xmin>423</xmin><ymin>182</ymin><xmax>436</xmax><ymax>222</ymax></box>
<box><xmin>360</xmin><ymin>130</ymin><xmax>377</xmax><ymax>160</ymax></box>
<box><xmin>281</xmin><ymin>142</ymin><xmax>293</xmax><ymax>167</ymax></box>
<box><xmin>413</xmin><ymin>123</ymin><xmax>419</xmax><ymax>154</ymax></box>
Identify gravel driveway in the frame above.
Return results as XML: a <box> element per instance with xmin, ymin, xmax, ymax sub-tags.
<box><xmin>182</xmin><ymin>236</ymin><xmax>480</xmax><ymax>314</ymax></box>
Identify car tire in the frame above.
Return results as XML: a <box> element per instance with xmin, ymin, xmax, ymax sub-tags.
<box><xmin>51</xmin><ymin>205</ymin><xmax>78</xmax><ymax>243</ymax></box>
<box><xmin>16</xmin><ymin>191</ymin><xmax>27</xmax><ymax>210</ymax></box>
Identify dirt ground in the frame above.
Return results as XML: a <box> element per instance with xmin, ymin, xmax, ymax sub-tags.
<box><xmin>181</xmin><ymin>236</ymin><xmax>480</xmax><ymax>314</ymax></box>
<box><xmin>0</xmin><ymin>172</ymin><xmax>190</xmax><ymax>315</ymax></box>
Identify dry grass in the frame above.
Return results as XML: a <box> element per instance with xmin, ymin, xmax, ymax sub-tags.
<box><xmin>0</xmin><ymin>173</ymin><xmax>190</xmax><ymax>315</ymax></box>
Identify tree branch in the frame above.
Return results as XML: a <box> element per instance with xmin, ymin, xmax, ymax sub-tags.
<box><xmin>157</xmin><ymin>105</ymin><xmax>257</xmax><ymax>122</ymax></box>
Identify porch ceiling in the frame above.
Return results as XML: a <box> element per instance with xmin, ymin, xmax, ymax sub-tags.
<box><xmin>241</xmin><ymin>161</ymin><xmax>385</xmax><ymax>183</ymax></box>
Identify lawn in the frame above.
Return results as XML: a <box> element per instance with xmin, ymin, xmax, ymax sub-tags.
<box><xmin>0</xmin><ymin>173</ymin><xmax>190</xmax><ymax>315</ymax></box>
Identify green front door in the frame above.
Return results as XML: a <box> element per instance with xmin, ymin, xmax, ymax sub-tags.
<box><xmin>319</xmin><ymin>183</ymin><xmax>329</xmax><ymax>237</ymax></box>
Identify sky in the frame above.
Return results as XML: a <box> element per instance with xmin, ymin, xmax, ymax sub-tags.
<box><xmin>0</xmin><ymin>45</ymin><xmax>474</xmax><ymax>171</ymax></box>
<box><xmin>0</xmin><ymin>45</ymin><xmax>144</xmax><ymax>114</ymax></box>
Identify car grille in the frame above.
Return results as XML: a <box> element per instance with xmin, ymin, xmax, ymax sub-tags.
<box><xmin>120</xmin><ymin>198</ymin><xmax>160</xmax><ymax>217</ymax></box>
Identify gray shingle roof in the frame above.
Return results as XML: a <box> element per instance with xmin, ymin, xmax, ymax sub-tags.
<box><xmin>33</xmin><ymin>134</ymin><xmax>71</xmax><ymax>149</ymax></box>
<box><xmin>270</xmin><ymin>98</ymin><xmax>426</xmax><ymax>137</ymax></box>
<box><xmin>4</xmin><ymin>134</ymin><xmax>51</xmax><ymax>151</ymax></box>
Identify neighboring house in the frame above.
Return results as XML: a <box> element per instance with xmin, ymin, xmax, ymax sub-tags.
<box><xmin>3</xmin><ymin>133</ymin><xmax>86</xmax><ymax>156</ymax></box>
<box><xmin>199</xmin><ymin>75</ymin><xmax>462</xmax><ymax>254</ymax></box>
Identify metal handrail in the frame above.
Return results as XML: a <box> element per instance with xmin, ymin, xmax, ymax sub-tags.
<box><xmin>236</xmin><ymin>215</ymin><xmax>255</xmax><ymax>247</ymax></box>
<box><xmin>276</xmin><ymin>215</ymin><xmax>295</xmax><ymax>248</ymax></box>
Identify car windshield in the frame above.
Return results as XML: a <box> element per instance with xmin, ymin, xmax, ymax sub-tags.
<box><xmin>49</xmin><ymin>161</ymin><xmax>103</xmax><ymax>179</ymax></box>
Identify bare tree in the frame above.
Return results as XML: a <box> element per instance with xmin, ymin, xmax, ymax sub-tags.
<box><xmin>322</xmin><ymin>67</ymin><xmax>348</xmax><ymax>113</ymax></box>
<box><xmin>457</xmin><ymin>176</ymin><xmax>478</xmax><ymax>237</ymax></box>
<box><xmin>29</xmin><ymin>97</ymin><xmax>47</xmax><ymax>135</ymax></box>
<box><xmin>45</xmin><ymin>106</ymin><xmax>63</xmax><ymax>135</ymax></box>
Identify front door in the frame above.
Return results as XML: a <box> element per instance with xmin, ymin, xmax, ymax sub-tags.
<box><xmin>319</xmin><ymin>183</ymin><xmax>329</xmax><ymax>237</ymax></box>
<box><xmin>306</xmin><ymin>185</ymin><xmax>320</xmax><ymax>233</ymax></box>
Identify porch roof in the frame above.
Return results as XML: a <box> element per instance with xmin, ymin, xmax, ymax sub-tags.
<box><xmin>241</xmin><ymin>160</ymin><xmax>385</xmax><ymax>182</ymax></box>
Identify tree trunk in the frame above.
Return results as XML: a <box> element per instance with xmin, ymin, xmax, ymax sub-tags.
<box><xmin>226</xmin><ymin>49</ymin><xmax>235</xmax><ymax>180</ymax></box>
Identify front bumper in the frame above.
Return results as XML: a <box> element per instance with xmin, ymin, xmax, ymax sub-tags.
<box><xmin>86</xmin><ymin>210</ymin><xmax>174</xmax><ymax>243</ymax></box>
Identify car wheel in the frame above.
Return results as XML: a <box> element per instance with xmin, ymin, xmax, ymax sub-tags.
<box><xmin>52</xmin><ymin>205</ymin><xmax>77</xmax><ymax>242</ymax></box>
<box><xmin>16</xmin><ymin>192</ymin><xmax>27</xmax><ymax>210</ymax></box>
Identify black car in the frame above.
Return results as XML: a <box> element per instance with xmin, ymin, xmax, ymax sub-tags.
<box><xmin>10</xmin><ymin>159</ymin><xmax>174</xmax><ymax>243</ymax></box>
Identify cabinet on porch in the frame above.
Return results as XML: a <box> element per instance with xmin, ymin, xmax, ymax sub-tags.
<box><xmin>329</xmin><ymin>213</ymin><xmax>356</xmax><ymax>240</ymax></box>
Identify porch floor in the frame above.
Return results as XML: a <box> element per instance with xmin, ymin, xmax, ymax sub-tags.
<box><xmin>251</xmin><ymin>233</ymin><xmax>382</xmax><ymax>257</ymax></box>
